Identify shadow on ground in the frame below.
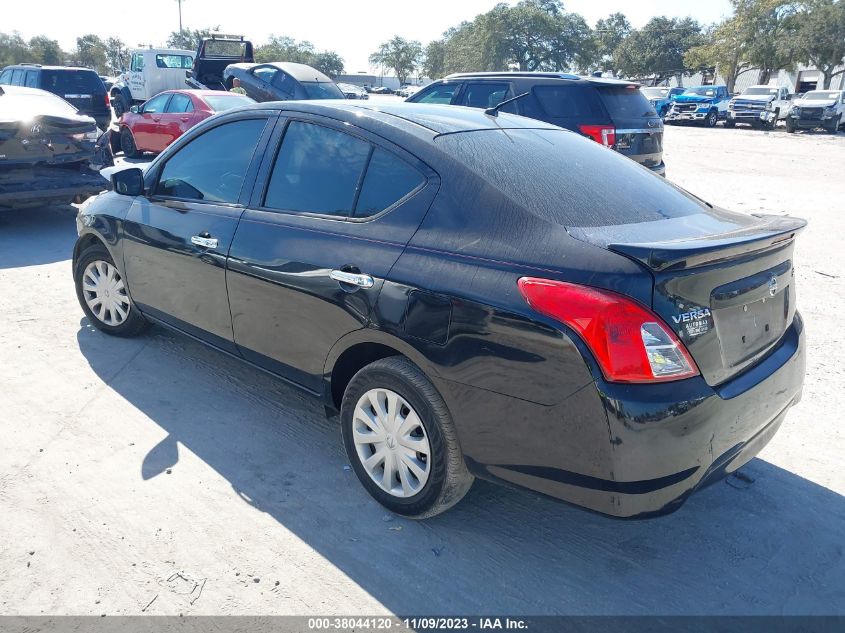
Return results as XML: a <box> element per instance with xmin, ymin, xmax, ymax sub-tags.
<box><xmin>76</xmin><ymin>320</ymin><xmax>845</xmax><ymax>616</ymax></box>
<box><xmin>0</xmin><ymin>205</ymin><xmax>78</xmax><ymax>269</ymax></box>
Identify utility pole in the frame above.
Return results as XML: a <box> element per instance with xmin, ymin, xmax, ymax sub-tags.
<box><xmin>176</xmin><ymin>0</ymin><xmax>184</xmax><ymax>34</ymax></box>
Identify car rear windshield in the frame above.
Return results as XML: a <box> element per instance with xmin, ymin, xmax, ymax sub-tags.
<box><xmin>41</xmin><ymin>70</ymin><xmax>105</xmax><ymax>94</ymax></box>
<box><xmin>0</xmin><ymin>90</ymin><xmax>80</xmax><ymax>119</ymax></box>
<box><xmin>434</xmin><ymin>127</ymin><xmax>705</xmax><ymax>227</ymax></box>
<box><xmin>597</xmin><ymin>86</ymin><xmax>656</xmax><ymax>118</ymax></box>
<box><xmin>204</xmin><ymin>94</ymin><xmax>255</xmax><ymax>111</ymax></box>
<box><xmin>204</xmin><ymin>40</ymin><xmax>248</xmax><ymax>57</ymax></box>
<box><xmin>301</xmin><ymin>82</ymin><xmax>344</xmax><ymax>99</ymax></box>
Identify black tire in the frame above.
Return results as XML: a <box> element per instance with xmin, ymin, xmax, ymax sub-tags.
<box><xmin>112</xmin><ymin>93</ymin><xmax>127</xmax><ymax>119</ymax></box>
<box><xmin>826</xmin><ymin>121</ymin><xmax>838</xmax><ymax>134</ymax></box>
<box><xmin>74</xmin><ymin>243</ymin><xmax>149</xmax><ymax>338</ymax></box>
<box><xmin>659</xmin><ymin>105</ymin><xmax>668</xmax><ymax>118</ymax></box>
<box><xmin>120</xmin><ymin>127</ymin><xmax>139</xmax><ymax>158</ymax></box>
<box><xmin>724</xmin><ymin>119</ymin><xmax>736</xmax><ymax>128</ymax></box>
<box><xmin>770</xmin><ymin>109</ymin><xmax>780</xmax><ymax>130</ymax></box>
<box><xmin>704</xmin><ymin>109</ymin><xmax>718</xmax><ymax>128</ymax></box>
<box><xmin>786</xmin><ymin>120</ymin><xmax>796</xmax><ymax>133</ymax></box>
<box><xmin>341</xmin><ymin>357</ymin><xmax>473</xmax><ymax>519</ymax></box>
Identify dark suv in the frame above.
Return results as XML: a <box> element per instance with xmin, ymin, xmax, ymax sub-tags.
<box><xmin>407</xmin><ymin>72</ymin><xmax>665</xmax><ymax>175</ymax></box>
<box><xmin>0</xmin><ymin>64</ymin><xmax>110</xmax><ymax>130</ymax></box>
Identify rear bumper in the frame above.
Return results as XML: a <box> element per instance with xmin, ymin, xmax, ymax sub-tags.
<box><xmin>445</xmin><ymin>315</ymin><xmax>805</xmax><ymax>518</ymax></box>
<box><xmin>0</xmin><ymin>166</ymin><xmax>107</xmax><ymax>209</ymax></box>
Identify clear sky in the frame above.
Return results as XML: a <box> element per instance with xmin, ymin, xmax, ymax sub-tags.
<box><xmin>14</xmin><ymin>0</ymin><xmax>734</xmax><ymax>73</ymax></box>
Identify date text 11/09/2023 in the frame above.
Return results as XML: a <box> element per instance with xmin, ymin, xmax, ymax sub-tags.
<box><xmin>307</xmin><ymin>617</ymin><xmax>529</xmax><ymax>630</ymax></box>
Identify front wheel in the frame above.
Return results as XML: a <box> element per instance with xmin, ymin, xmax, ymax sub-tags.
<box><xmin>112</xmin><ymin>93</ymin><xmax>127</xmax><ymax>119</ymax></box>
<box><xmin>120</xmin><ymin>127</ymin><xmax>140</xmax><ymax>158</ymax></box>
<box><xmin>724</xmin><ymin>119</ymin><xmax>736</xmax><ymax>128</ymax></box>
<box><xmin>74</xmin><ymin>244</ymin><xmax>148</xmax><ymax>337</ymax></box>
<box><xmin>786</xmin><ymin>120</ymin><xmax>796</xmax><ymax>133</ymax></box>
<box><xmin>704</xmin><ymin>109</ymin><xmax>718</xmax><ymax>128</ymax></box>
<box><xmin>341</xmin><ymin>357</ymin><xmax>473</xmax><ymax>518</ymax></box>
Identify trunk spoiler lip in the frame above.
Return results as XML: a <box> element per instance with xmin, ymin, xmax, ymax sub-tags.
<box><xmin>606</xmin><ymin>214</ymin><xmax>807</xmax><ymax>272</ymax></box>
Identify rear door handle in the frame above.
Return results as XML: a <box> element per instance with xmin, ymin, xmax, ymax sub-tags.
<box><xmin>330</xmin><ymin>270</ymin><xmax>374</xmax><ymax>288</ymax></box>
<box><xmin>191</xmin><ymin>235</ymin><xmax>218</xmax><ymax>249</ymax></box>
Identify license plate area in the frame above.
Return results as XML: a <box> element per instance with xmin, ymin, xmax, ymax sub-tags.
<box><xmin>711</xmin><ymin>261</ymin><xmax>792</xmax><ymax>368</ymax></box>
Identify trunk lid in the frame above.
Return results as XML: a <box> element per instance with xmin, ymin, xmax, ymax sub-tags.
<box><xmin>568</xmin><ymin>212</ymin><xmax>806</xmax><ymax>386</ymax></box>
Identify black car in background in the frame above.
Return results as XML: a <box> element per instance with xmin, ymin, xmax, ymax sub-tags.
<box><xmin>0</xmin><ymin>64</ymin><xmax>111</xmax><ymax>130</ymax></box>
<box><xmin>407</xmin><ymin>72</ymin><xmax>665</xmax><ymax>175</ymax></box>
<box><xmin>73</xmin><ymin>102</ymin><xmax>805</xmax><ymax>519</ymax></box>
<box><xmin>221</xmin><ymin>62</ymin><xmax>344</xmax><ymax>102</ymax></box>
<box><xmin>0</xmin><ymin>85</ymin><xmax>107</xmax><ymax>209</ymax></box>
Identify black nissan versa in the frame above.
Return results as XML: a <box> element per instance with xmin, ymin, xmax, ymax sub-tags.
<box><xmin>407</xmin><ymin>72</ymin><xmax>666</xmax><ymax>175</ymax></box>
<box><xmin>73</xmin><ymin>102</ymin><xmax>806</xmax><ymax>519</ymax></box>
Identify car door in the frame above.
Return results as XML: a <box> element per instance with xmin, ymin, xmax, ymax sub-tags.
<box><xmin>132</xmin><ymin>92</ymin><xmax>171</xmax><ymax>151</ymax></box>
<box><xmin>269</xmin><ymin>70</ymin><xmax>297</xmax><ymax>101</ymax></box>
<box><xmin>156</xmin><ymin>92</ymin><xmax>195</xmax><ymax>151</ymax></box>
<box><xmin>246</xmin><ymin>66</ymin><xmax>278</xmax><ymax>102</ymax></box>
<box><xmin>226</xmin><ymin>115</ymin><xmax>438</xmax><ymax>392</ymax></box>
<box><xmin>122</xmin><ymin>113</ymin><xmax>276</xmax><ymax>351</ymax></box>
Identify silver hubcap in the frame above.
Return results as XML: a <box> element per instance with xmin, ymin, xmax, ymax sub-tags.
<box><xmin>82</xmin><ymin>260</ymin><xmax>131</xmax><ymax>326</ymax></box>
<box><xmin>352</xmin><ymin>388</ymin><xmax>431</xmax><ymax>498</ymax></box>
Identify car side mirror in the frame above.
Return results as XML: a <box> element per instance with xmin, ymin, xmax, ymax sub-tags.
<box><xmin>112</xmin><ymin>168</ymin><xmax>144</xmax><ymax>197</ymax></box>
<box><xmin>130</xmin><ymin>105</ymin><xmax>140</xmax><ymax>114</ymax></box>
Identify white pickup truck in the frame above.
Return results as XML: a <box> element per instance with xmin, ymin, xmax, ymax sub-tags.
<box><xmin>725</xmin><ymin>85</ymin><xmax>791</xmax><ymax>129</ymax></box>
<box><xmin>109</xmin><ymin>47</ymin><xmax>195</xmax><ymax>117</ymax></box>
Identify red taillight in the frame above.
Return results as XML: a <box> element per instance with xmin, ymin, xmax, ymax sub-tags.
<box><xmin>104</xmin><ymin>93</ymin><xmax>110</xmax><ymax>107</ymax></box>
<box><xmin>517</xmin><ymin>278</ymin><xmax>699</xmax><ymax>383</ymax></box>
<box><xmin>578</xmin><ymin>124</ymin><xmax>616</xmax><ymax>147</ymax></box>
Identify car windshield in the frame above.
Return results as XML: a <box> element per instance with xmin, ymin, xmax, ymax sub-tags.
<box><xmin>744</xmin><ymin>87</ymin><xmax>778</xmax><ymax>95</ymax></box>
<box><xmin>41</xmin><ymin>69</ymin><xmax>105</xmax><ymax>94</ymax></box>
<box><xmin>204</xmin><ymin>94</ymin><xmax>255</xmax><ymax>111</ymax></box>
<box><xmin>683</xmin><ymin>87</ymin><xmax>716</xmax><ymax>97</ymax></box>
<box><xmin>301</xmin><ymin>81</ymin><xmax>344</xmax><ymax>99</ymax></box>
<box><xmin>641</xmin><ymin>88</ymin><xmax>669</xmax><ymax>99</ymax></box>
<box><xmin>803</xmin><ymin>91</ymin><xmax>840</xmax><ymax>100</ymax></box>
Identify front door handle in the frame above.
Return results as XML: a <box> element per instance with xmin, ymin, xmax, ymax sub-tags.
<box><xmin>191</xmin><ymin>235</ymin><xmax>218</xmax><ymax>249</ymax></box>
<box><xmin>330</xmin><ymin>270</ymin><xmax>374</xmax><ymax>288</ymax></box>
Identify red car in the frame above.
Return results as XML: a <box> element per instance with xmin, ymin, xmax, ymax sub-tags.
<box><xmin>118</xmin><ymin>89</ymin><xmax>254</xmax><ymax>157</ymax></box>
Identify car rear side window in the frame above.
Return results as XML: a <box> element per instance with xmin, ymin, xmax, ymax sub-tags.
<box><xmin>533</xmin><ymin>85</ymin><xmax>604</xmax><ymax>119</ymax></box>
<box><xmin>25</xmin><ymin>71</ymin><xmax>38</xmax><ymax>88</ymax></box>
<box><xmin>156</xmin><ymin>54</ymin><xmax>192</xmax><ymax>69</ymax></box>
<box><xmin>460</xmin><ymin>83</ymin><xmax>510</xmax><ymax>109</ymax></box>
<box><xmin>354</xmin><ymin>148</ymin><xmax>425</xmax><ymax>218</ymax></box>
<box><xmin>11</xmin><ymin>69</ymin><xmax>24</xmax><ymax>86</ymax></box>
<box><xmin>264</xmin><ymin>121</ymin><xmax>370</xmax><ymax>217</ymax></box>
<box><xmin>155</xmin><ymin>118</ymin><xmax>267</xmax><ymax>203</ymax></box>
<box><xmin>598</xmin><ymin>86</ymin><xmax>656</xmax><ymax>118</ymax></box>
<box><xmin>413</xmin><ymin>83</ymin><xmax>461</xmax><ymax>104</ymax></box>
<box><xmin>166</xmin><ymin>93</ymin><xmax>193</xmax><ymax>113</ymax></box>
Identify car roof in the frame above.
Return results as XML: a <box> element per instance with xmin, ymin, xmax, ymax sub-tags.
<box><xmin>244</xmin><ymin>100</ymin><xmax>560</xmax><ymax>136</ymax></box>
<box><xmin>441</xmin><ymin>72</ymin><xmax>640</xmax><ymax>88</ymax></box>
<box><xmin>160</xmin><ymin>89</ymin><xmax>244</xmax><ymax>98</ymax></box>
<box><xmin>262</xmin><ymin>62</ymin><xmax>333</xmax><ymax>82</ymax></box>
<box><xmin>4</xmin><ymin>65</ymin><xmax>98</xmax><ymax>72</ymax></box>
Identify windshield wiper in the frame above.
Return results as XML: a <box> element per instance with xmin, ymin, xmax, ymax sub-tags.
<box><xmin>485</xmin><ymin>92</ymin><xmax>531</xmax><ymax>117</ymax></box>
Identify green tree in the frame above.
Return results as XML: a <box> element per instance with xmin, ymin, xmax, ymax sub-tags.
<box><xmin>614</xmin><ymin>16</ymin><xmax>705</xmax><ymax>84</ymax></box>
<box><xmin>0</xmin><ymin>31</ymin><xmax>35</xmax><ymax>67</ymax></box>
<box><xmin>311</xmin><ymin>51</ymin><xmax>345</xmax><ymax>77</ymax></box>
<box><xmin>369</xmin><ymin>36</ymin><xmax>424</xmax><ymax>84</ymax></box>
<box><xmin>733</xmin><ymin>0</ymin><xmax>800</xmax><ymax>84</ymax></box>
<box><xmin>793</xmin><ymin>0</ymin><xmax>845</xmax><ymax>88</ymax></box>
<box><xmin>422</xmin><ymin>40</ymin><xmax>446</xmax><ymax>78</ymax></box>
<box><xmin>28</xmin><ymin>36</ymin><xmax>63</xmax><ymax>65</ymax></box>
<box><xmin>685</xmin><ymin>18</ymin><xmax>757</xmax><ymax>93</ymax></box>
<box><xmin>74</xmin><ymin>34</ymin><xmax>107</xmax><ymax>73</ymax></box>
<box><xmin>166</xmin><ymin>27</ymin><xmax>217</xmax><ymax>52</ymax></box>
<box><xmin>594</xmin><ymin>12</ymin><xmax>632</xmax><ymax>74</ymax></box>
<box><xmin>104</xmin><ymin>37</ymin><xmax>128</xmax><ymax>74</ymax></box>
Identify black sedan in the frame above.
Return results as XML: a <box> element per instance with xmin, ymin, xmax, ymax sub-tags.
<box><xmin>221</xmin><ymin>62</ymin><xmax>344</xmax><ymax>103</ymax></box>
<box><xmin>73</xmin><ymin>102</ymin><xmax>806</xmax><ymax>519</ymax></box>
<box><xmin>0</xmin><ymin>85</ymin><xmax>107</xmax><ymax>210</ymax></box>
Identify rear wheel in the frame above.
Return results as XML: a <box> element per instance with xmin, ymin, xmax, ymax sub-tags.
<box><xmin>341</xmin><ymin>357</ymin><xmax>473</xmax><ymax>518</ymax></box>
<box><xmin>704</xmin><ymin>109</ymin><xmax>718</xmax><ymax>128</ymax></box>
<box><xmin>74</xmin><ymin>244</ymin><xmax>148</xmax><ymax>337</ymax></box>
<box><xmin>120</xmin><ymin>127</ymin><xmax>139</xmax><ymax>158</ymax></box>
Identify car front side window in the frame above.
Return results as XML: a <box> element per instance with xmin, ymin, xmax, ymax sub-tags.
<box><xmin>142</xmin><ymin>93</ymin><xmax>170</xmax><ymax>114</ymax></box>
<box><xmin>155</xmin><ymin>117</ymin><xmax>268</xmax><ymax>204</ymax></box>
<box><xmin>413</xmin><ymin>83</ymin><xmax>461</xmax><ymax>104</ymax></box>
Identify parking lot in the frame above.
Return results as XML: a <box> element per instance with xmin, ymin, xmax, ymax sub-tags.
<box><xmin>1</xmin><ymin>123</ymin><xmax>844</xmax><ymax>616</ymax></box>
